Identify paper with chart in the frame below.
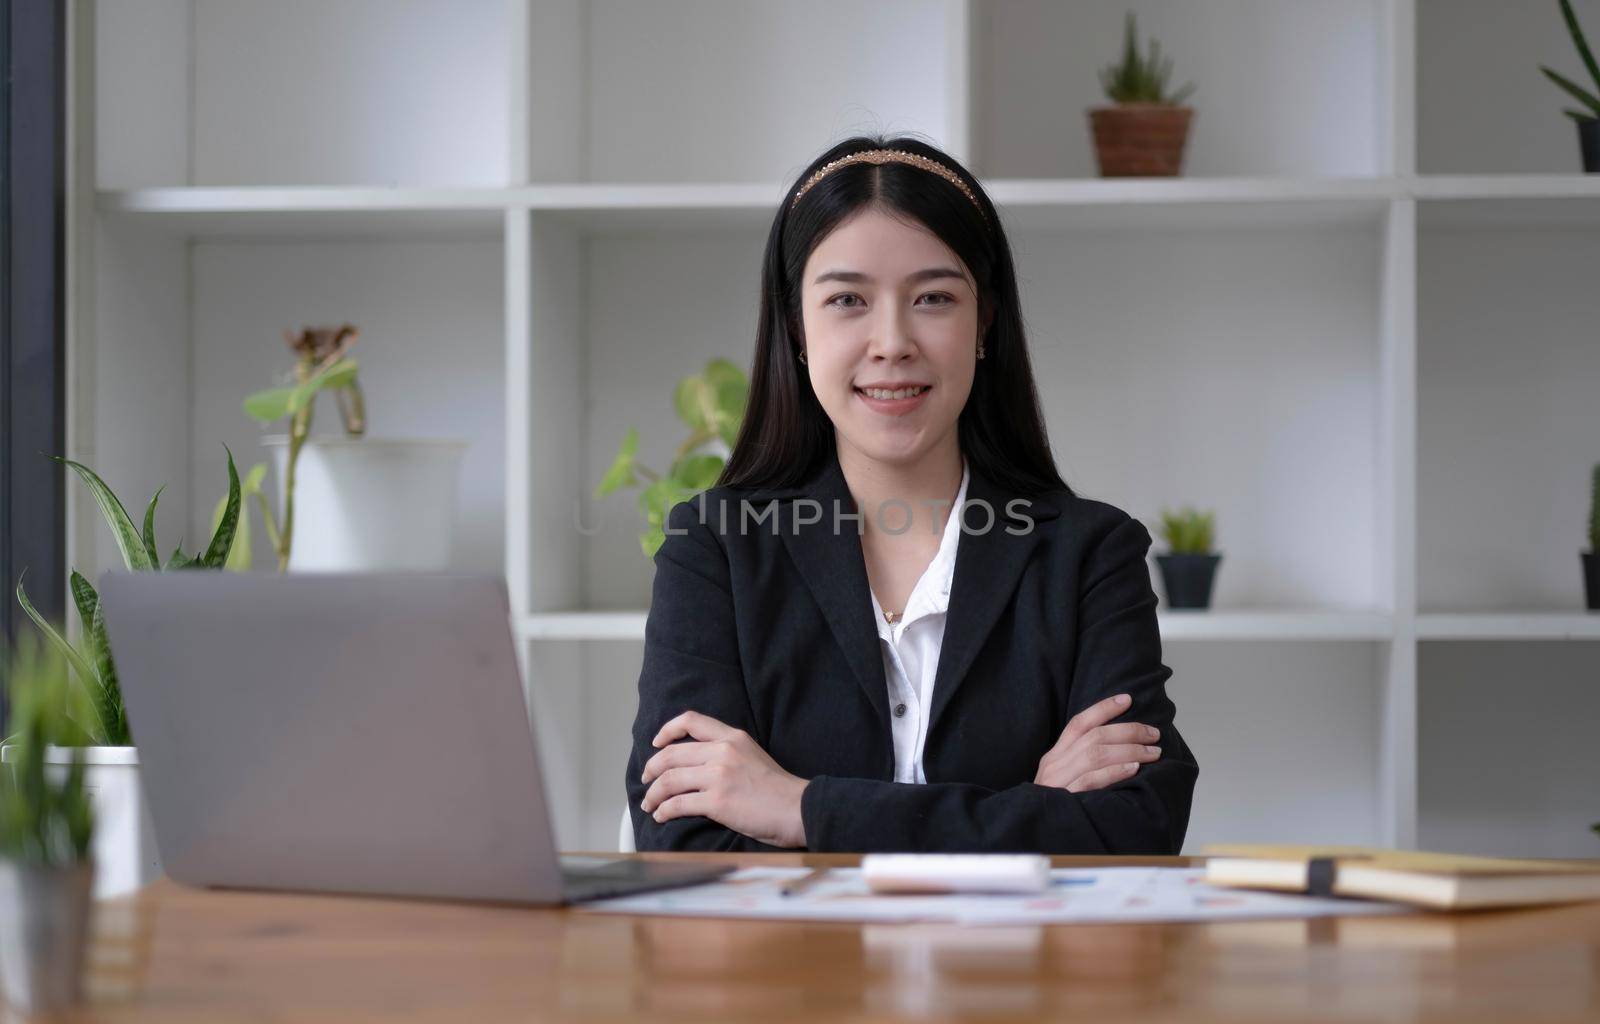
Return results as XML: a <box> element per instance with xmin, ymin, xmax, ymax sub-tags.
<box><xmin>577</xmin><ymin>866</ymin><xmax>1411</xmax><ymax>925</ymax></box>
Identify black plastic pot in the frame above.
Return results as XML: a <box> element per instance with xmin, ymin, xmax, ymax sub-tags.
<box><xmin>1156</xmin><ymin>553</ymin><xmax>1222</xmax><ymax>609</ymax></box>
<box><xmin>1584</xmin><ymin>552</ymin><xmax>1599</xmax><ymax>610</ymax></box>
<box><xmin>1581</xmin><ymin>119</ymin><xmax>1600</xmax><ymax>173</ymax></box>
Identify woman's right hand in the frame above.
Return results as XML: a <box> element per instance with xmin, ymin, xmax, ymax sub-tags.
<box><xmin>1034</xmin><ymin>692</ymin><xmax>1162</xmax><ymax>793</ymax></box>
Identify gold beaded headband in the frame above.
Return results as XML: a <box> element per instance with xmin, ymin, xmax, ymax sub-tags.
<box><xmin>790</xmin><ymin>148</ymin><xmax>988</xmax><ymax>223</ymax></box>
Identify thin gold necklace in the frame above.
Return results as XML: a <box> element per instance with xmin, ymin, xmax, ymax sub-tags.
<box><xmin>883</xmin><ymin>608</ymin><xmax>900</xmax><ymax>624</ymax></box>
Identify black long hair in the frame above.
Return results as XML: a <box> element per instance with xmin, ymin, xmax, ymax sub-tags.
<box><xmin>718</xmin><ymin>134</ymin><xmax>1071</xmax><ymax>500</ymax></box>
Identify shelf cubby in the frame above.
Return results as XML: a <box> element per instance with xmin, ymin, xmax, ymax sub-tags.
<box><xmin>1417</xmin><ymin>221</ymin><xmax>1600</xmax><ymax>614</ymax></box>
<box><xmin>1419</xmin><ymin>641</ymin><xmax>1600</xmax><ymax>858</ymax></box>
<box><xmin>1417</xmin><ymin>0</ymin><xmax>1596</xmax><ymax>176</ymax></box>
<box><xmin>95</xmin><ymin>0</ymin><xmax>512</xmax><ymax>189</ymax></box>
<box><xmin>525</xmin><ymin>0</ymin><xmax>963</xmax><ymax>185</ymax></box>
<box><xmin>969</xmin><ymin>0</ymin><xmax>1391</xmax><ymax>180</ymax></box>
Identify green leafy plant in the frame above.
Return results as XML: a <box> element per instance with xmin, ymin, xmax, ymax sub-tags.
<box><xmin>209</xmin><ymin>462</ymin><xmax>275</xmax><ymax>572</ymax></box>
<box><xmin>594</xmin><ymin>357</ymin><xmax>748</xmax><ymax>558</ymax></box>
<box><xmin>14</xmin><ymin>446</ymin><xmax>244</xmax><ymax>747</ymax></box>
<box><xmin>1099</xmin><ymin>11</ymin><xmax>1195</xmax><ymax>106</ymax></box>
<box><xmin>1157</xmin><ymin>506</ymin><xmax>1216</xmax><ymax>555</ymax></box>
<box><xmin>0</xmin><ymin>631</ymin><xmax>95</xmax><ymax>866</ymax></box>
<box><xmin>243</xmin><ymin>325</ymin><xmax>366</xmax><ymax>570</ymax></box>
<box><xmin>1589</xmin><ymin>462</ymin><xmax>1599</xmax><ymax>552</ymax></box>
<box><xmin>1542</xmin><ymin>0</ymin><xmax>1600</xmax><ymax>123</ymax></box>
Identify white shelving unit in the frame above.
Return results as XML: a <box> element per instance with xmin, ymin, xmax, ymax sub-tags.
<box><xmin>69</xmin><ymin>0</ymin><xmax>1600</xmax><ymax>856</ymax></box>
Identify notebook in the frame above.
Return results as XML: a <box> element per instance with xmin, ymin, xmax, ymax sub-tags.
<box><xmin>1201</xmin><ymin>844</ymin><xmax>1600</xmax><ymax>910</ymax></box>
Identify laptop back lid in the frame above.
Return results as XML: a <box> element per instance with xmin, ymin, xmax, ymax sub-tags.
<box><xmin>97</xmin><ymin>571</ymin><xmax>566</xmax><ymax>904</ymax></box>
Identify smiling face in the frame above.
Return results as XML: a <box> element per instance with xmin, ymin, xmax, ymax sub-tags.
<box><xmin>797</xmin><ymin>206</ymin><xmax>986</xmax><ymax>469</ymax></box>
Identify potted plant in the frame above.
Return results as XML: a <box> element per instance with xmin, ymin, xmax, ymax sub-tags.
<box><xmin>1153</xmin><ymin>505</ymin><xmax>1221</xmax><ymax>609</ymax></box>
<box><xmin>1540</xmin><ymin>0</ymin><xmax>1600</xmax><ymax>172</ymax></box>
<box><xmin>595</xmin><ymin>357</ymin><xmax>748</xmax><ymax>558</ymax></box>
<box><xmin>245</xmin><ymin>324</ymin><xmax>466</xmax><ymax>571</ymax></box>
<box><xmin>1584</xmin><ymin>462</ymin><xmax>1599</xmax><ymax>610</ymax></box>
<box><xmin>0</xmin><ymin>631</ymin><xmax>97</xmax><ymax>1015</ymax></box>
<box><xmin>10</xmin><ymin>446</ymin><xmax>243</xmax><ymax>898</ymax></box>
<box><xmin>1088</xmin><ymin>11</ymin><xmax>1197</xmax><ymax>177</ymax></box>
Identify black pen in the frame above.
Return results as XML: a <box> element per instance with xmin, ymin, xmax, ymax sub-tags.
<box><xmin>780</xmin><ymin>867</ymin><xmax>830</xmax><ymax>897</ymax></box>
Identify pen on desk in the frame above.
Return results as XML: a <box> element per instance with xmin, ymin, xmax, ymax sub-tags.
<box><xmin>780</xmin><ymin>867</ymin><xmax>830</xmax><ymax>897</ymax></box>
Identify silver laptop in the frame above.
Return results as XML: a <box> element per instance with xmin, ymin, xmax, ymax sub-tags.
<box><xmin>96</xmin><ymin>571</ymin><xmax>731</xmax><ymax>905</ymax></box>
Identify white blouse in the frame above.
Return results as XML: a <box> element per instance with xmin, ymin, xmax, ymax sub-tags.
<box><xmin>867</xmin><ymin>457</ymin><xmax>970</xmax><ymax>785</ymax></box>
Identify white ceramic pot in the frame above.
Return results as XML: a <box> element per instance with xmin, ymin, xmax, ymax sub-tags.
<box><xmin>0</xmin><ymin>857</ymin><xmax>94</xmax><ymax>1015</ymax></box>
<box><xmin>263</xmin><ymin>436</ymin><xmax>466</xmax><ymax>571</ymax></box>
<box><xmin>0</xmin><ymin>745</ymin><xmax>158</xmax><ymax>899</ymax></box>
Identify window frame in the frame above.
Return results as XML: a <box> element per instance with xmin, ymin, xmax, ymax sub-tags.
<box><xmin>1</xmin><ymin>0</ymin><xmax>69</xmax><ymax>674</ymax></box>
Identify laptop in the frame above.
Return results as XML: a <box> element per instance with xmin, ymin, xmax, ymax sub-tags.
<box><xmin>96</xmin><ymin>570</ymin><xmax>733</xmax><ymax>905</ymax></box>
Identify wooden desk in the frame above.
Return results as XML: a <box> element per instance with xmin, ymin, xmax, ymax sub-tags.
<box><xmin>48</xmin><ymin>853</ymin><xmax>1600</xmax><ymax>1023</ymax></box>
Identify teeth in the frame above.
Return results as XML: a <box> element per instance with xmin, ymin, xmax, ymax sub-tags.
<box><xmin>860</xmin><ymin>386</ymin><xmax>928</xmax><ymax>400</ymax></box>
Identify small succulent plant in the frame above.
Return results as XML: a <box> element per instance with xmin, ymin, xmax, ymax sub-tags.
<box><xmin>1589</xmin><ymin>462</ymin><xmax>1599</xmax><ymax>552</ymax></box>
<box><xmin>1157</xmin><ymin>506</ymin><xmax>1216</xmax><ymax>555</ymax></box>
<box><xmin>1099</xmin><ymin>11</ymin><xmax>1196</xmax><ymax>106</ymax></box>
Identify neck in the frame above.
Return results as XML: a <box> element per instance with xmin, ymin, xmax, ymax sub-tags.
<box><xmin>836</xmin><ymin>435</ymin><xmax>965</xmax><ymax>540</ymax></box>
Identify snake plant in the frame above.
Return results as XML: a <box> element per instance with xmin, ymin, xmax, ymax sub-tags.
<box><xmin>14</xmin><ymin>447</ymin><xmax>243</xmax><ymax>746</ymax></box>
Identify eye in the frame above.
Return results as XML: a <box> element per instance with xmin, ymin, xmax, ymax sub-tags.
<box><xmin>917</xmin><ymin>292</ymin><xmax>955</xmax><ymax>307</ymax></box>
<box><xmin>824</xmin><ymin>293</ymin><xmax>863</xmax><ymax>310</ymax></box>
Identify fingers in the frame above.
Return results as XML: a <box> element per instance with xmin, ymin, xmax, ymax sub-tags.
<box><xmin>641</xmin><ymin>764</ymin><xmax>716</xmax><ymax>815</ymax></box>
<box><xmin>1091</xmin><ymin>722</ymin><xmax>1161</xmax><ymax>746</ymax></box>
<box><xmin>652</xmin><ymin>710</ymin><xmax>741</xmax><ymax>748</ymax></box>
<box><xmin>1039</xmin><ymin>722</ymin><xmax>1157</xmax><ymax>776</ymax></box>
<box><xmin>1092</xmin><ymin>742</ymin><xmax>1161</xmax><ymax>767</ymax></box>
<box><xmin>1057</xmin><ymin>693</ymin><xmax>1132</xmax><ymax>747</ymax></box>
<box><xmin>652</xmin><ymin>790</ymin><xmax>715</xmax><ymax>824</ymax></box>
<box><xmin>1066</xmin><ymin>761</ymin><xmax>1142</xmax><ymax>793</ymax></box>
<box><xmin>640</xmin><ymin>739</ymin><xmax>722</xmax><ymax>785</ymax></box>
<box><xmin>1036</xmin><ymin>728</ymin><xmax>1162</xmax><ymax>790</ymax></box>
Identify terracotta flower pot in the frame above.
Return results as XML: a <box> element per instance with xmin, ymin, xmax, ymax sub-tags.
<box><xmin>1088</xmin><ymin>104</ymin><xmax>1194</xmax><ymax>177</ymax></box>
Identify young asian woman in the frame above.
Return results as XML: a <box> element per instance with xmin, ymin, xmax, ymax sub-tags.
<box><xmin>625</xmin><ymin>136</ymin><xmax>1198</xmax><ymax>854</ymax></box>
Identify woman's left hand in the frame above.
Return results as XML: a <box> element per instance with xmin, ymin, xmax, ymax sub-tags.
<box><xmin>639</xmin><ymin>710</ymin><xmax>809</xmax><ymax>848</ymax></box>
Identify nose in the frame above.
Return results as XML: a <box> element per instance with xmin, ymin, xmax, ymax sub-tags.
<box><xmin>866</xmin><ymin>304</ymin><xmax>918</xmax><ymax>363</ymax></box>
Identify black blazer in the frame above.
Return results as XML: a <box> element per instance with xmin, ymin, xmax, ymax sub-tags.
<box><xmin>625</xmin><ymin>447</ymin><xmax>1198</xmax><ymax>853</ymax></box>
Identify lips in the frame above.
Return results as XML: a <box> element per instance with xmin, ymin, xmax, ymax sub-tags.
<box><xmin>854</xmin><ymin>383</ymin><xmax>932</xmax><ymax>416</ymax></box>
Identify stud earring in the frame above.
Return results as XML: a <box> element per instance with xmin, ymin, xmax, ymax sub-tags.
<box><xmin>798</xmin><ymin>349</ymin><xmax>807</xmax><ymax>365</ymax></box>
<box><xmin>977</xmin><ymin>341</ymin><xmax>986</xmax><ymax>360</ymax></box>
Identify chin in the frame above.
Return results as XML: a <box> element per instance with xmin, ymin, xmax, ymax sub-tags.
<box><xmin>842</xmin><ymin>430</ymin><xmax>939</xmax><ymax>467</ymax></box>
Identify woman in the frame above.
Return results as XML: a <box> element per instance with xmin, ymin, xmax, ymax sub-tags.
<box><xmin>624</xmin><ymin>136</ymin><xmax>1198</xmax><ymax>853</ymax></box>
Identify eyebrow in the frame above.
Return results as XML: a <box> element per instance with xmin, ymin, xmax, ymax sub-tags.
<box><xmin>811</xmin><ymin>267</ymin><xmax>967</xmax><ymax>286</ymax></box>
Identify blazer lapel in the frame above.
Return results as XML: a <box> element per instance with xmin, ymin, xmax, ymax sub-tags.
<box><xmin>924</xmin><ymin>463</ymin><xmax>1059</xmax><ymax>739</ymax></box>
<box><xmin>771</xmin><ymin>448</ymin><xmax>1062</xmax><ymax>746</ymax></box>
<box><xmin>773</xmin><ymin>452</ymin><xmax>890</xmax><ymax>729</ymax></box>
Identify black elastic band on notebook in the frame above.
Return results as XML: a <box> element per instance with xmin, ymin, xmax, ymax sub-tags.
<box><xmin>1306</xmin><ymin>857</ymin><xmax>1338</xmax><ymax>897</ymax></box>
